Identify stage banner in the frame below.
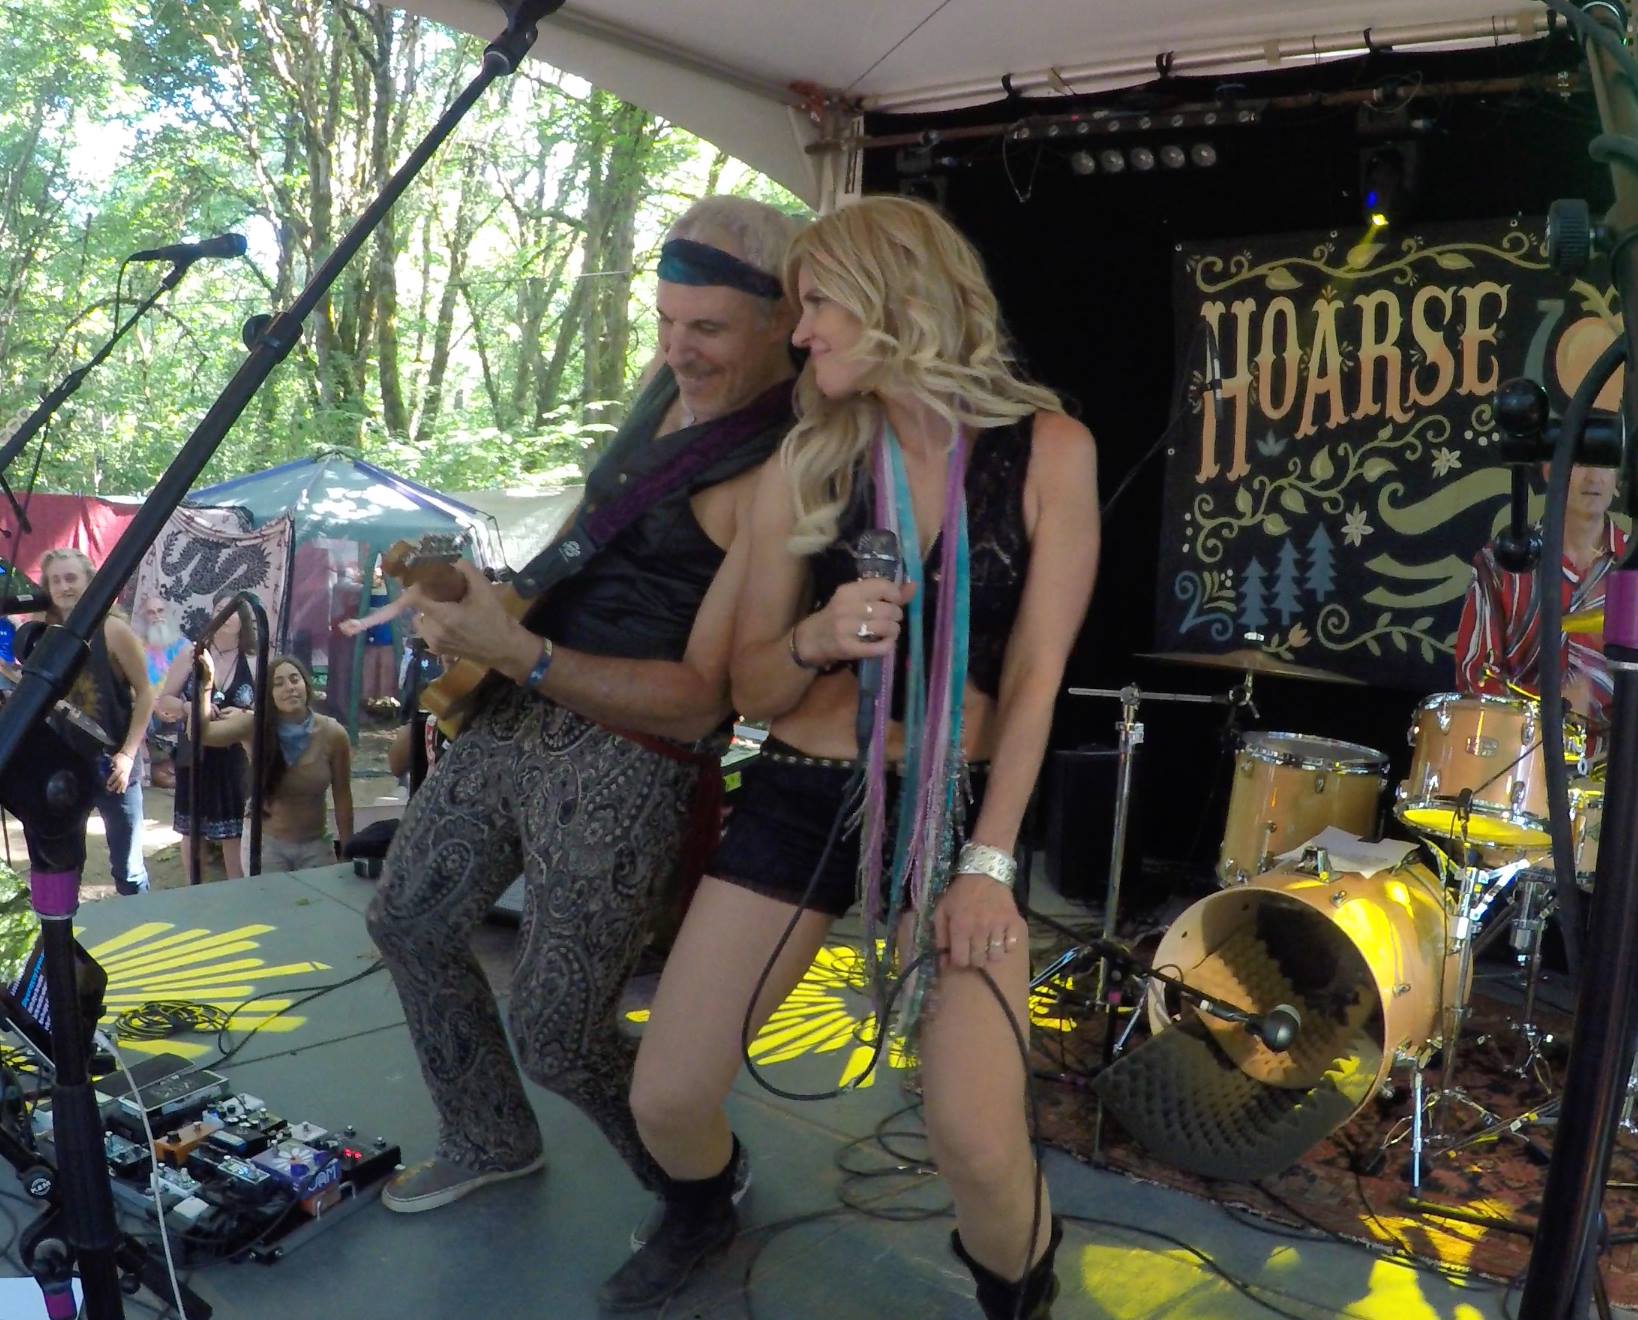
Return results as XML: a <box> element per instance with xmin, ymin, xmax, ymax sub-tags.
<box><xmin>1156</xmin><ymin>217</ymin><xmax>1620</xmax><ymax>689</ymax></box>
<box><xmin>131</xmin><ymin>506</ymin><xmax>294</xmax><ymax>650</ymax></box>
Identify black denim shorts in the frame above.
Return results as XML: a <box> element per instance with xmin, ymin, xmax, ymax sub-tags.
<box><xmin>710</xmin><ymin>740</ymin><xmax>991</xmax><ymax>918</ymax></box>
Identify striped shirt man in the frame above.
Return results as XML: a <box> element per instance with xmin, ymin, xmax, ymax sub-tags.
<box><xmin>1453</xmin><ymin>517</ymin><xmax>1626</xmax><ymax>727</ymax></box>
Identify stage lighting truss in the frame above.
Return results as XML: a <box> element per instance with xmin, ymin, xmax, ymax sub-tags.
<box><xmin>1052</xmin><ymin>136</ymin><xmax>1218</xmax><ymax>177</ymax></box>
<box><xmin>1014</xmin><ymin>106</ymin><xmax>1234</xmax><ymax>178</ymax></box>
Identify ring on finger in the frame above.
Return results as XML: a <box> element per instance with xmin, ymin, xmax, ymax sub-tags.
<box><xmin>864</xmin><ymin>602</ymin><xmax>874</xmax><ymax>618</ymax></box>
<box><xmin>857</xmin><ymin>622</ymin><xmax>879</xmax><ymax>641</ymax></box>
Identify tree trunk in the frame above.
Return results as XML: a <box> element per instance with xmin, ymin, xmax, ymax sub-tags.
<box><xmin>579</xmin><ymin>98</ymin><xmax>656</xmax><ymax>436</ymax></box>
<box><xmin>368</xmin><ymin>6</ymin><xmax>410</xmax><ymax>437</ymax></box>
<box><xmin>413</xmin><ymin>151</ymin><xmax>478</xmax><ymax>446</ymax></box>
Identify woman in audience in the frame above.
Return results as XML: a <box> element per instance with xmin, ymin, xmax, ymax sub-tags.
<box><xmin>189</xmin><ymin>654</ymin><xmax>353</xmax><ymax>874</ymax></box>
<box><xmin>155</xmin><ymin>594</ymin><xmax>258</xmax><ymax>881</ymax></box>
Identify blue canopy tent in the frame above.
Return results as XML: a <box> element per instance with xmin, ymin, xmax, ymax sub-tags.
<box><xmin>189</xmin><ymin>454</ymin><xmax>501</xmax><ymax>736</ymax></box>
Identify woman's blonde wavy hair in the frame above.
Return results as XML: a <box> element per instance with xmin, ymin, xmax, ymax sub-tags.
<box><xmin>780</xmin><ymin>195</ymin><xmax>1060</xmax><ymax>554</ymax></box>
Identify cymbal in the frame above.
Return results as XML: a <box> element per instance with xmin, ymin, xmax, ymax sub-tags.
<box><xmin>1564</xmin><ymin>605</ymin><xmax>1604</xmax><ymax>635</ymax></box>
<box><xmin>1140</xmin><ymin>648</ymin><xmax>1366</xmax><ymax>685</ymax></box>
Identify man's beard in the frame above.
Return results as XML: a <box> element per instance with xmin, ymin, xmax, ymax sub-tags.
<box><xmin>138</xmin><ymin>620</ymin><xmax>181</xmax><ymax>649</ymax></box>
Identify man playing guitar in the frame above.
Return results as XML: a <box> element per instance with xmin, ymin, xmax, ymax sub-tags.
<box><xmin>366</xmin><ymin>197</ymin><xmax>805</xmax><ymax>1216</ymax></box>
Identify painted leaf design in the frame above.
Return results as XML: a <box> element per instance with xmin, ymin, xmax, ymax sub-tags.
<box><xmin>1345</xmin><ymin>241</ymin><xmax>1384</xmax><ymax>269</ymax></box>
<box><xmin>1420</xmin><ymin>640</ymin><xmax>1436</xmax><ymax>663</ymax></box>
<box><xmin>1235</xmin><ymin>487</ymin><xmax>1254</xmax><ymax>515</ymax></box>
<box><xmin>1280</xmin><ymin>488</ymin><xmax>1308</xmax><ymax>514</ymax></box>
<box><xmin>1433</xmin><ymin>251</ymin><xmax>1474</xmax><ymax>270</ymax></box>
<box><xmin>1365</xmin><ymin>637</ymin><xmax>1382</xmax><ymax>657</ymax></box>
<box><xmin>1377</xmin><ymin>423</ymin><xmax>1394</xmax><ymax>442</ymax></box>
<box><xmin>1392</xmin><ymin>631</ymin><xmax>1408</xmax><ymax>652</ymax></box>
<box><xmin>1309</xmin><ymin>447</ymin><xmax>1335</xmax><ymax>481</ymax></box>
<box><xmin>1263</xmin><ymin>514</ymin><xmax>1290</xmax><ymax>536</ymax></box>
<box><xmin>1264</xmin><ymin>267</ymin><xmax>1302</xmax><ymax>291</ymax></box>
<box><xmin>1362</xmin><ymin>457</ymin><xmax>1395</xmax><ymax>481</ymax></box>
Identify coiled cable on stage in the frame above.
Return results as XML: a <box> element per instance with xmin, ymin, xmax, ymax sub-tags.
<box><xmin>113</xmin><ymin>1000</ymin><xmax>231</xmax><ymax>1042</ymax></box>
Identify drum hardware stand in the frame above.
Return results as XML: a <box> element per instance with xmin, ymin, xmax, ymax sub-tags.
<box><xmin>1429</xmin><ymin>849</ymin><xmax>1507</xmax><ymax>1146</ymax></box>
<box><xmin>1504</xmin><ymin>870</ymin><xmax>1560</xmax><ymax>1085</ymax></box>
<box><xmin>1374</xmin><ymin>825</ymin><xmax>1521</xmax><ymax>1186</ymax></box>
<box><xmin>1066</xmin><ymin>682</ymin><xmax>1237</xmax><ymax>1043</ymax></box>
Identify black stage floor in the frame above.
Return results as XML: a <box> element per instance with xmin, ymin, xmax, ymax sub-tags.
<box><xmin>0</xmin><ymin>867</ymin><xmax>1594</xmax><ymax>1318</ymax></box>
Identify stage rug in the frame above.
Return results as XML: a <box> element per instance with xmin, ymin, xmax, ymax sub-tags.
<box><xmin>1032</xmin><ymin>993</ymin><xmax>1638</xmax><ymax>1306</ymax></box>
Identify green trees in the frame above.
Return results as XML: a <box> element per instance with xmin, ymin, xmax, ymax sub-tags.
<box><xmin>0</xmin><ymin>2</ymin><xmax>805</xmax><ymax>497</ymax></box>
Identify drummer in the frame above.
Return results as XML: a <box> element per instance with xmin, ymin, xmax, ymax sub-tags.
<box><xmin>1454</xmin><ymin>464</ymin><xmax>1624</xmax><ymax>738</ymax></box>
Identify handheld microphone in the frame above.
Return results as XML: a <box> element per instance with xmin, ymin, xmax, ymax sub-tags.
<box><xmin>128</xmin><ymin>233</ymin><xmax>248</xmax><ymax>264</ymax></box>
<box><xmin>852</xmin><ymin>529</ymin><xmax>900</xmax><ymax>754</ymax></box>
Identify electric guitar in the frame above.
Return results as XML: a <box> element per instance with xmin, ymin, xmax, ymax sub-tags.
<box><xmin>380</xmin><ymin>535</ymin><xmax>528</xmax><ymax>738</ymax></box>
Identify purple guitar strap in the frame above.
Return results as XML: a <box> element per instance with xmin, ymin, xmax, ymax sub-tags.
<box><xmin>511</xmin><ymin>372</ymin><xmax>792</xmax><ymax>602</ymax></box>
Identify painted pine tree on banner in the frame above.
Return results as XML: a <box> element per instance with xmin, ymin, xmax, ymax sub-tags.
<box><xmin>1271</xmin><ymin>540</ymin><xmax>1303</xmax><ymax>624</ymax></box>
<box><xmin>1239</xmin><ymin>557</ymin><xmax>1269</xmax><ymax>632</ymax></box>
<box><xmin>1305</xmin><ymin>523</ymin><xmax>1337</xmax><ymax>602</ymax></box>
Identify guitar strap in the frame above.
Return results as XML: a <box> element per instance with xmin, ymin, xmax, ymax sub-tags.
<box><xmin>511</xmin><ymin>367</ymin><xmax>793</xmax><ymax>607</ymax></box>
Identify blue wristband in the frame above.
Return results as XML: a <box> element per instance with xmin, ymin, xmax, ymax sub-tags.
<box><xmin>523</xmin><ymin>637</ymin><xmax>555</xmax><ymax>690</ymax></box>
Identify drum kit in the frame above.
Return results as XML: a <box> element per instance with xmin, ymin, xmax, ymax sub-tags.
<box><xmin>1071</xmin><ymin>636</ymin><xmax>1609</xmax><ymax>1184</ymax></box>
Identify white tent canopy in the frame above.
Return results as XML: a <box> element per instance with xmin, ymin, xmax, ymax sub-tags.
<box><xmin>403</xmin><ymin>2</ymin><xmax>1551</xmax><ymax>203</ymax></box>
<box><xmin>453</xmin><ymin>485</ymin><xmax>581</xmax><ymax>570</ymax></box>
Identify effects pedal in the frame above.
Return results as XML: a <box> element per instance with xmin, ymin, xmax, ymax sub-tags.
<box><xmin>115</xmin><ymin>1065</ymin><xmax>229</xmax><ymax>1127</ymax></box>
<box><xmin>104</xmin><ymin>1131</ymin><xmax>151</xmax><ymax>1180</ymax></box>
<box><xmin>155</xmin><ymin>1118</ymin><xmax>223</xmax><ymax>1166</ymax></box>
<box><xmin>252</xmin><ymin>1140</ymin><xmax>341</xmax><ymax>1198</ymax></box>
<box><xmin>208</xmin><ymin>1122</ymin><xmax>274</xmax><ymax>1159</ymax></box>
<box><xmin>188</xmin><ymin>1145</ymin><xmax>277</xmax><ymax>1201</ymax></box>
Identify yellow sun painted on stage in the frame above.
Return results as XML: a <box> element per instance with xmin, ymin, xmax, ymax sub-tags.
<box><xmin>627</xmin><ymin>944</ymin><xmax>915</xmax><ymax>1088</ymax></box>
<box><xmin>1353</xmin><ymin>1194</ymin><xmax>1516</xmax><ymax>1275</ymax></box>
<box><xmin>85</xmin><ymin>922</ymin><xmax>331</xmax><ymax>1059</ymax></box>
<box><xmin>627</xmin><ymin>942</ymin><xmax>1074</xmax><ymax>1088</ymax></box>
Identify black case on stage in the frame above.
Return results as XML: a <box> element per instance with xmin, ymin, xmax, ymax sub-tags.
<box><xmin>1043</xmin><ymin>743</ymin><xmax>1145</xmax><ymax>903</ymax></box>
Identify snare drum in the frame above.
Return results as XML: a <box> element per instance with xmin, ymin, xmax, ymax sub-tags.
<box><xmin>1217</xmin><ymin>732</ymin><xmax>1389</xmax><ymax>887</ymax></box>
<box><xmin>1396</xmin><ymin>694</ymin><xmax>1550</xmax><ymax>849</ymax></box>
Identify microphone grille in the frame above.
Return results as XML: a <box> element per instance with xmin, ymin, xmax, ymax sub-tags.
<box><xmin>853</xmin><ymin>529</ymin><xmax>899</xmax><ymax>580</ymax></box>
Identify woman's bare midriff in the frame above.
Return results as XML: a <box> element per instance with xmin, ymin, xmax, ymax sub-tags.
<box><xmin>765</xmin><ymin>669</ymin><xmax>997</xmax><ymax>761</ymax></box>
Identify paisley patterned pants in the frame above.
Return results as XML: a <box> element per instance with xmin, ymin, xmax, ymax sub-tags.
<box><xmin>367</xmin><ymin>685</ymin><xmax>697</xmax><ymax>1188</ymax></box>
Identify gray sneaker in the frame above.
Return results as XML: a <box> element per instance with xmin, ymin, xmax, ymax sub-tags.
<box><xmin>630</xmin><ymin>1145</ymin><xmax>751</xmax><ymax>1249</ymax></box>
<box><xmin>381</xmin><ymin>1154</ymin><xmax>546</xmax><ymax>1214</ymax></box>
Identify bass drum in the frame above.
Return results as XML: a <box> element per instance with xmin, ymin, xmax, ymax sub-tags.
<box><xmin>1147</xmin><ymin>860</ymin><xmax>1459</xmax><ymax>1112</ymax></box>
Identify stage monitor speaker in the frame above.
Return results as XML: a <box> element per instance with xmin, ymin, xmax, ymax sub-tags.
<box><xmin>1044</xmin><ymin>743</ymin><xmax>1143</xmax><ymax>904</ymax></box>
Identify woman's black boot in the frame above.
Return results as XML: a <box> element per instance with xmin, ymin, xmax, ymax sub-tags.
<box><xmin>951</xmin><ymin>1216</ymin><xmax>1063</xmax><ymax>1320</ymax></box>
<box><xmin>597</xmin><ymin>1138</ymin><xmax>742</xmax><ymax>1312</ymax></box>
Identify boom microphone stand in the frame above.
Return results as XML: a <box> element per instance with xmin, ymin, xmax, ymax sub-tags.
<box><xmin>0</xmin><ymin>263</ymin><xmax>199</xmax><ymax>483</ymax></box>
<box><xmin>0</xmin><ymin>5</ymin><xmax>567</xmax><ymax>1314</ymax></box>
<box><xmin>1521</xmin><ymin>3</ymin><xmax>1638</xmax><ymax>1314</ymax></box>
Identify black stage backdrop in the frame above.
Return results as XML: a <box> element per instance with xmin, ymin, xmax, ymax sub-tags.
<box><xmin>1160</xmin><ymin>217</ymin><xmax>1606</xmax><ymax>689</ymax></box>
<box><xmin>859</xmin><ymin>37</ymin><xmax>1612</xmax><ymax>883</ymax></box>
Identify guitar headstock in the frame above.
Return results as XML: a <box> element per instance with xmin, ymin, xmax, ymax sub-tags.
<box><xmin>383</xmin><ymin>535</ymin><xmax>469</xmax><ymax>603</ymax></box>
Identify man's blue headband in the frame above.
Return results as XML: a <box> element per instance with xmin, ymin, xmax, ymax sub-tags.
<box><xmin>657</xmin><ymin>238</ymin><xmax>783</xmax><ymax>301</ymax></box>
